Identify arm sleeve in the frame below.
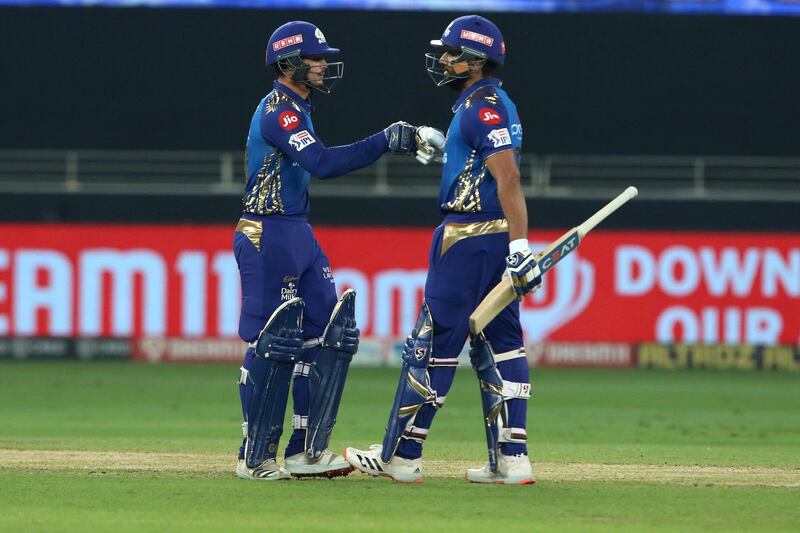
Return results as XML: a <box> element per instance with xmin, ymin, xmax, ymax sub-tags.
<box><xmin>260</xmin><ymin>105</ymin><xmax>388</xmax><ymax>180</ymax></box>
<box><xmin>460</xmin><ymin>98</ymin><xmax>514</xmax><ymax>161</ymax></box>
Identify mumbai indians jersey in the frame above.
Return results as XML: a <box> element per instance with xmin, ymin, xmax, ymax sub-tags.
<box><xmin>440</xmin><ymin>78</ymin><xmax>523</xmax><ymax>217</ymax></box>
<box><xmin>242</xmin><ymin>82</ymin><xmax>316</xmax><ymax>217</ymax></box>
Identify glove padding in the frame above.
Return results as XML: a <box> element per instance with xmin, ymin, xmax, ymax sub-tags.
<box><xmin>415</xmin><ymin>126</ymin><xmax>445</xmax><ymax>165</ymax></box>
<box><xmin>384</xmin><ymin>121</ymin><xmax>417</xmax><ymax>154</ymax></box>
<box><xmin>506</xmin><ymin>249</ymin><xmax>543</xmax><ymax>298</ymax></box>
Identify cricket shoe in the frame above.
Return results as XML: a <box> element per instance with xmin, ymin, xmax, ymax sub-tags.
<box><xmin>285</xmin><ymin>449</ymin><xmax>354</xmax><ymax>479</ymax></box>
<box><xmin>235</xmin><ymin>458</ymin><xmax>290</xmax><ymax>481</ymax></box>
<box><xmin>344</xmin><ymin>444</ymin><xmax>423</xmax><ymax>483</ymax></box>
<box><xmin>465</xmin><ymin>453</ymin><xmax>535</xmax><ymax>485</ymax></box>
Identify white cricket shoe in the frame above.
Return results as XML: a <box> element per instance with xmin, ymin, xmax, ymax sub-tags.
<box><xmin>465</xmin><ymin>453</ymin><xmax>535</xmax><ymax>485</ymax></box>
<box><xmin>344</xmin><ymin>444</ymin><xmax>423</xmax><ymax>483</ymax></box>
<box><xmin>235</xmin><ymin>458</ymin><xmax>290</xmax><ymax>481</ymax></box>
<box><xmin>285</xmin><ymin>449</ymin><xmax>354</xmax><ymax>479</ymax></box>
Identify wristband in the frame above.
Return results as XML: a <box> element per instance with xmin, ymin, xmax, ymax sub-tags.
<box><xmin>509</xmin><ymin>238</ymin><xmax>530</xmax><ymax>255</ymax></box>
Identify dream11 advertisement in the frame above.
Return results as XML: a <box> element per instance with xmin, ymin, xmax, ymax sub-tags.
<box><xmin>0</xmin><ymin>224</ymin><xmax>798</xmax><ymax>366</ymax></box>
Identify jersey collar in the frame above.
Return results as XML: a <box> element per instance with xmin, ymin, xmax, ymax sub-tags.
<box><xmin>451</xmin><ymin>77</ymin><xmax>502</xmax><ymax>114</ymax></box>
<box><xmin>273</xmin><ymin>81</ymin><xmax>314</xmax><ymax>114</ymax></box>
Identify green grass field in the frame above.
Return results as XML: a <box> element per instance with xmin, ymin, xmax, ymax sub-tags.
<box><xmin>1</xmin><ymin>362</ymin><xmax>798</xmax><ymax>531</ymax></box>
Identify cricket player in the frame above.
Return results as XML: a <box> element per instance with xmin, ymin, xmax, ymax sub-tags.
<box><xmin>234</xmin><ymin>20</ymin><xmax>419</xmax><ymax>480</ymax></box>
<box><xmin>345</xmin><ymin>15</ymin><xmax>542</xmax><ymax>484</ymax></box>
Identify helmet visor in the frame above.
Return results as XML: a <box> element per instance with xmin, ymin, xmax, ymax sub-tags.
<box><xmin>312</xmin><ymin>60</ymin><xmax>344</xmax><ymax>94</ymax></box>
<box><xmin>425</xmin><ymin>52</ymin><xmax>469</xmax><ymax>87</ymax></box>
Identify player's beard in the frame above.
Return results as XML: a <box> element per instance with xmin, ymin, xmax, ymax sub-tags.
<box><xmin>446</xmin><ymin>75</ymin><xmax>469</xmax><ymax>93</ymax></box>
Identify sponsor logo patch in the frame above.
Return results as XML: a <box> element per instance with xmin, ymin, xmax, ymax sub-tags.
<box><xmin>460</xmin><ymin>29</ymin><xmax>494</xmax><ymax>47</ymax></box>
<box><xmin>281</xmin><ymin>282</ymin><xmax>298</xmax><ymax>301</ymax></box>
<box><xmin>278</xmin><ymin>110</ymin><xmax>301</xmax><ymax>131</ymax></box>
<box><xmin>479</xmin><ymin>107</ymin><xmax>502</xmax><ymax>125</ymax></box>
<box><xmin>487</xmin><ymin>128</ymin><xmax>511</xmax><ymax>148</ymax></box>
<box><xmin>288</xmin><ymin>130</ymin><xmax>316</xmax><ymax>151</ymax></box>
<box><xmin>273</xmin><ymin>34</ymin><xmax>303</xmax><ymax>51</ymax></box>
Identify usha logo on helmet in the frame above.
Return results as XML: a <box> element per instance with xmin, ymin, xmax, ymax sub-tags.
<box><xmin>460</xmin><ymin>30</ymin><xmax>493</xmax><ymax>47</ymax></box>
<box><xmin>273</xmin><ymin>34</ymin><xmax>303</xmax><ymax>51</ymax></box>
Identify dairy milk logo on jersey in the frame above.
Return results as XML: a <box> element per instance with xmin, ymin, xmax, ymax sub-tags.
<box><xmin>487</xmin><ymin>128</ymin><xmax>511</xmax><ymax>148</ymax></box>
<box><xmin>281</xmin><ymin>281</ymin><xmax>298</xmax><ymax>301</ymax></box>
<box><xmin>279</xmin><ymin>111</ymin><xmax>301</xmax><ymax>131</ymax></box>
<box><xmin>289</xmin><ymin>130</ymin><xmax>316</xmax><ymax>151</ymax></box>
<box><xmin>519</xmin><ymin>243</ymin><xmax>595</xmax><ymax>341</ymax></box>
<box><xmin>273</xmin><ymin>34</ymin><xmax>303</xmax><ymax>51</ymax></box>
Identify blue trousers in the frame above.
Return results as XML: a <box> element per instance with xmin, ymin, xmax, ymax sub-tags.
<box><xmin>234</xmin><ymin>214</ymin><xmax>337</xmax><ymax>459</ymax></box>
<box><xmin>396</xmin><ymin>215</ymin><xmax>528</xmax><ymax>459</ymax></box>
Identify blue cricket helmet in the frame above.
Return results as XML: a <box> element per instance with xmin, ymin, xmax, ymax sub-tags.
<box><xmin>430</xmin><ymin>15</ymin><xmax>505</xmax><ymax>66</ymax></box>
<box><xmin>265</xmin><ymin>21</ymin><xmax>340</xmax><ymax>66</ymax></box>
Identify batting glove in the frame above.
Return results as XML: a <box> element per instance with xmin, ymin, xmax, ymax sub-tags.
<box><xmin>384</xmin><ymin>121</ymin><xmax>417</xmax><ymax>154</ymax></box>
<box><xmin>415</xmin><ymin>126</ymin><xmax>445</xmax><ymax>165</ymax></box>
<box><xmin>506</xmin><ymin>248</ymin><xmax>542</xmax><ymax>298</ymax></box>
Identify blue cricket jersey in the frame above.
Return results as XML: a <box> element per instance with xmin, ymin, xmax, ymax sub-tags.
<box><xmin>242</xmin><ymin>81</ymin><xmax>388</xmax><ymax>216</ymax></box>
<box><xmin>440</xmin><ymin>78</ymin><xmax>523</xmax><ymax>218</ymax></box>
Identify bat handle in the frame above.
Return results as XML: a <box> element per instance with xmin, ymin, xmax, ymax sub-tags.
<box><xmin>577</xmin><ymin>186</ymin><xmax>638</xmax><ymax>238</ymax></box>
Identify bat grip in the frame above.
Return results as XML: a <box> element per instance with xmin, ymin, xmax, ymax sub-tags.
<box><xmin>577</xmin><ymin>186</ymin><xmax>638</xmax><ymax>238</ymax></box>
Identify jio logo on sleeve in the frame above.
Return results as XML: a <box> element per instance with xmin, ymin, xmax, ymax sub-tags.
<box><xmin>478</xmin><ymin>107</ymin><xmax>502</xmax><ymax>125</ymax></box>
<box><xmin>279</xmin><ymin>111</ymin><xmax>301</xmax><ymax>131</ymax></box>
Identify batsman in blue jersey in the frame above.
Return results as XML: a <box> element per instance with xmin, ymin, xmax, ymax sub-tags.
<box><xmin>346</xmin><ymin>15</ymin><xmax>543</xmax><ymax>484</ymax></box>
<box><xmin>234</xmin><ymin>21</ymin><xmax>419</xmax><ymax>481</ymax></box>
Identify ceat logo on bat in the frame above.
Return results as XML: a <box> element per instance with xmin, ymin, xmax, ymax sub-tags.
<box><xmin>273</xmin><ymin>34</ymin><xmax>303</xmax><ymax>51</ymax></box>
<box><xmin>479</xmin><ymin>107</ymin><xmax>501</xmax><ymax>125</ymax></box>
<box><xmin>478</xmin><ymin>107</ymin><xmax>500</xmax><ymax>126</ymax></box>
<box><xmin>279</xmin><ymin>111</ymin><xmax>300</xmax><ymax>131</ymax></box>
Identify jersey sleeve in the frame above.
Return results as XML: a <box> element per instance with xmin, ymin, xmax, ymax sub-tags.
<box><xmin>460</xmin><ymin>96</ymin><xmax>514</xmax><ymax>161</ymax></box>
<box><xmin>260</xmin><ymin>103</ymin><xmax>388</xmax><ymax>180</ymax></box>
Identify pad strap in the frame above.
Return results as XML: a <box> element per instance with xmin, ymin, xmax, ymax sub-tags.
<box><xmin>434</xmin><ymin>395</ymin><xmax>446</xmax><ymax>409</ymax></box>
<box><xmin>292</xmin><ymin>414</ymin><xmax>308</xmax><ymax>430</ymax></box>
<box><xmin>303</xmin><ymin>337</ymin><xmax>323</xmax><ymax>349</ymax></box>
<box><xmin>293</xmin><ymin>362</ymin><xmax>312</xmax><ymax>377</ymax></box>
<box><xmin>499</xmin><ymin>427</ymin><xmax>527</xmax><ymax>443</ymax></box>
<box><xmin>430</xmin><ymin>357</ymin><xmax>459</xmax><ymax>367</ymax></box>
<box><xmin>502</xmin><ymin>380</ymin><xmax>531</xmax><ymax>399</ymax></box>
<box><xmin>402</xmin><ymin>425</ymin><xmax>429</xmax><ymax>443</ymax></box>
<box><xmin>494</xmin><ymin>348</ymin><xmax>526</xmax><ymax>362</ymax></box>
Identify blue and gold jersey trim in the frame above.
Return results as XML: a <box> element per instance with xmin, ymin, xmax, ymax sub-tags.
<box><xmin>235</xmin><ymin>217</ymin><xmax>263</xmax><ymax>252</ymax></box>
<box><xmin>441</xmin><ymin>149</ymin><xmax>486</xmax><ymax>213</ymax></box>
<box><xmin>441</xmin><ymin>218</ymin><xmax>508</xmax><ymax>256</ymax></box>
<box><xmin>242</xmin><ymin>90</ymin><xmax>303</xmax><ymax>216</ymax></box>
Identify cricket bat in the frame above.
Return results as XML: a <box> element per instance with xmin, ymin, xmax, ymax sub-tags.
<box><xmin>468</xmin><ymin>186</ymin><xmax>639</xmax><ymax>335</ymax></box>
